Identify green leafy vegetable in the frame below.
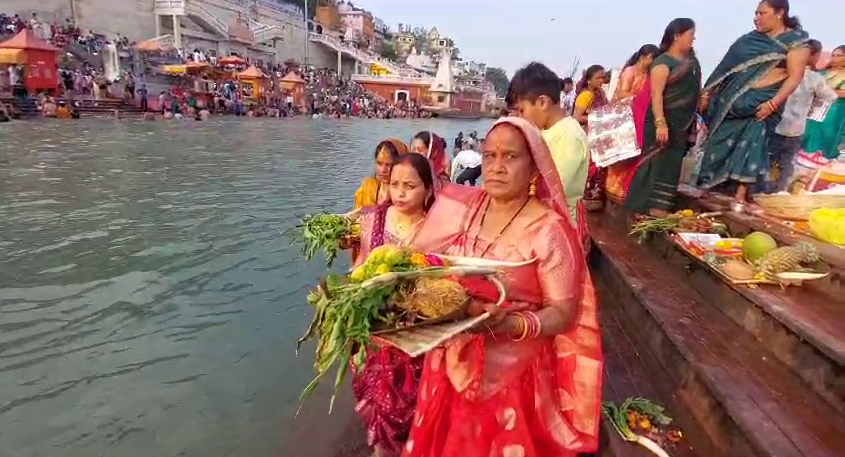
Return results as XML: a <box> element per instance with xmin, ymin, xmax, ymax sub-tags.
<box><xmin>287</xmin><ymin>213</ymin><xmax>356</xmax><ymax>267</ymax></box>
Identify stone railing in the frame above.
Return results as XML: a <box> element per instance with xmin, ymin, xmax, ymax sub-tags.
<box><xmin>351</xmin><ymin>73</ymin><xmax>433</xmax><ymax>85</ymax></box>
<box><xmin>184</xmin><ymin>0</ymin><xmax>228</xmax><ymax>37</ymax></box>
<box><xmin>155</xmin><ymin>0</ymin><xmax>186</xmax><ymax>15</ymax></box>
<box><xmin>309</xmin><ymin>32</ymin><xmax>415</xmax><ymax>75</ymax></box>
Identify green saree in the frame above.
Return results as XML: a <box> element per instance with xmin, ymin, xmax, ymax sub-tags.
<box><xmin>624</xmin><ymin>54</ymin><xmax>701</xmax><ymax>214</ymax></box>
<box><xmin>697</xmin><ymin>29</ymin><xmax>810</xmax><ymax>188</ymax></box>
<box><xmin>802</xmin><ymin>69</ymin><xmax>845</xmax><ymax>160</ymax></box>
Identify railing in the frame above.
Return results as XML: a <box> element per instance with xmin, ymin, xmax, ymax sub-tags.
<box><xmin>351</xmin><ymin>73</ymin><xmax>433</xmax><ymax>84</ymax></box>
<box><xmin>184</xmin><ymin>0</ymin><xmax>228</xmax><ymax>36</ymax></box>
<box><xmin>155</xmin><ymin>0</ymin><xmax>185</xmax><ymax>15</ymax></box>
<box><xmin>253</xmin><ymin>25</ymin><xmax>284</xmax><ymax>43</ymax></box>
<box><xmin>147</xmin><ymin>34</ymin><xmax>176</xmax><ymax>47</ymax></box>
<box><xmin>308</xmin><ymin>32</ymin><xmax>415</xmax><ymax>75</ymax></box>
<box><xmin>248</xmin><ymin>18</ymin><xmax>285</xmax><ymax>43</ymax></box>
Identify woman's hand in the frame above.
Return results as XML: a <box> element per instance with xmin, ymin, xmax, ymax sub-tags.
<box><xmin>467</xmin><ymin>300</ymin><xmax>514</xmax><ymax>335</ymax></box>
<box><xmin>755</xmin><ymin>101</ymin><xmax>776</xmax><ymax>120</ymax></box>
<box><xmin>656</xmin><ymin>125</ymin><xmax>669</xmax><ymax>144</ymax></box>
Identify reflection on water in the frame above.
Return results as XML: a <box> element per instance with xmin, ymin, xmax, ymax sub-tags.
<box><xmin>0</xmin><ymin>117</ymin><xmax>492</xmax><ymax>457</ymax></box>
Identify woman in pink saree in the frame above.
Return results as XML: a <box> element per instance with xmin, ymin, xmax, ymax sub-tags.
<box><xmin>402</xmin><ymin>117</ymin><xmax>602</xmax><ymax>457</ymax></box>
<box><xmin>606</xmin><ymin>48</ymin><xmax>658</xmax><ymax>201</ymax></box>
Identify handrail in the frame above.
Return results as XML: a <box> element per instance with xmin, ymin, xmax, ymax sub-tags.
<box><xmin>308</xmin><ymin>32</ymin><xmax>418</xmax><ymax>75</ymax></box>
<box><xmin>184</xmin><ymin>0</ymin><xmax>228</xmax><ymax>36</ymax></box>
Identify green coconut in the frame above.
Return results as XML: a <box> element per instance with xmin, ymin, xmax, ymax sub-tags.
<box><xmin>742</xmin><ymin>232</ymin><xmax>778</xmax><ymax>264</ymax></box>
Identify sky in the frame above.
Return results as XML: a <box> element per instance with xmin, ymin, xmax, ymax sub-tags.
<box><xmin>354</xmin><ymin>0</ymin><xmax>841</xmax><ymax>78</ymax></box>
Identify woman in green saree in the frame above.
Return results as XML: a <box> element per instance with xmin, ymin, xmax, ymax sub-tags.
<box><xmin>697</xmin><ymin>0</ymin><xmax>810</xmax><ymax>202</ymax></box>
<box><xmin>802</xmin><ymin>45</ymin><xmax>845</xmax><ymax>160</ymax></box>
<box><xmin>624</xmin><ymin>18</ymin><xmax>701</xmax><ymax>216</ymax></box>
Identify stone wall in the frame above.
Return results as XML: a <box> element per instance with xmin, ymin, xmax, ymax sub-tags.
<box><xmin>3</xmin><ymin>0</ymin><xmax>156</xmax><ymax>40</ymax></box>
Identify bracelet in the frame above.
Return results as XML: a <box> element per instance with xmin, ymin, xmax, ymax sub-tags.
<box><xmin>512</xmin><ymin>311</ymin><xmax>542</xmax><ymax>341</ymax></box>
<box><xmin>524</xmin><ymin>311</ymin><xmax>542</xmax><ymax>339</ymax></box>
<box><xmin>512</xmin><ymin>313</ymin><xmax>529</xmax><ymax>341</ymax></box>
<box><xmin>767</xmin><ymin>100</ymin><xmax>777</xmax><ymax>111</ymax></box>
<box><xmin>655</xmin><ymin>118</ymin><xmax>668</xmax><ymax>128</ymax></box>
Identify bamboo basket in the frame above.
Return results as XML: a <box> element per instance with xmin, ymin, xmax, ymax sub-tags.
<box><xmin>755</xmin><ymin>194</ymin><xmax>845</xmax><ymax>221</ymax></box>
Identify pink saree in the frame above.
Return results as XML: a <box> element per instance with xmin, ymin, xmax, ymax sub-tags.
<box><xmin>401</xmin><ymin>117</ymin><xmax>603</xmax><ymax>457</ymax></box>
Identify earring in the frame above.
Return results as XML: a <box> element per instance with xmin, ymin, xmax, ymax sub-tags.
<box><xmin>529</xmin><ymin>180</ymin><xmax>537</xmax><ymax>197</ymax></box>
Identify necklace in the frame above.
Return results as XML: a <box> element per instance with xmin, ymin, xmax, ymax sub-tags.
<box><xmin>471</xmin><ymin>196</ymin><xmax>531</xmax><ymax>257</ymax></box>
<box><xmin>389</xmin><ymin>208</ymin><xmax>423</xmax><ymax>240</ymax></box>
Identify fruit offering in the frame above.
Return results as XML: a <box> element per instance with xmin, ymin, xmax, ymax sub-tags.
<box><xmin>755</xmin><ymin>242</ymin><xmax>821</xmax><ymax>280</ymax></box>
<box><xmin>603</xmin><ymin>397</ymin><xmax>683</xmax><ymax>457</ymax></box>
<box><xmin>742</xmin><ymin>232</ymin><xmax>777</xmax><ymax>264</ymax></box>
<box><xmin>297</xmin><ymin>247</ymin><xmax>507</xmax><ymax>412</ymax></box>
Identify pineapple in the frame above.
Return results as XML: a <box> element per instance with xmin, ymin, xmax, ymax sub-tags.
<box><xmin>754</xmin><ymin>242</ymin><xmax>820</xmax><ymax>280</ymax></box>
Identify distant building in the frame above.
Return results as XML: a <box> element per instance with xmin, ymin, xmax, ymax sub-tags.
<box><xmin>337</xmin><ymin>2</ymin><xmax>374</xmax><ymax>50</ymax></box>
<box><xmin>372</xmin><ymin>17</ymin><xmax>388</xmax><ymax>53</ymax></box>
<box><xmin>394</xmin><ymin>23</ymin><xmax>415</xmax><ymax>57</ymax></box>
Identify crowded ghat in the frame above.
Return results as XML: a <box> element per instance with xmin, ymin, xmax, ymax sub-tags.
<box><xmin>0</xmin><ymin>11</ymin><xmax>431</xmax><ymax>121</ymax></box>
<box><xmin>3</xmin><ymin>0</ymin><xmax>845</xmax><ymax>457</ymax></box>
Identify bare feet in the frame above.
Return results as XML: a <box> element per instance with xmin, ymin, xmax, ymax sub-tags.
<box><xmin>735</xmin><ymin>184</ymin><xmax>748</xmax><ymax>203</ymax></box>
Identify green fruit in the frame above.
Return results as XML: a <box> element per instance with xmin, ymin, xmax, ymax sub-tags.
<box><xmin>742</xmin><ymin>232</ymin><xmax>778</xmax><ymax>264</ymax></box>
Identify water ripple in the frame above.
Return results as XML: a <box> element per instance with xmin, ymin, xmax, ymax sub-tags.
<box><xmin>0</xmin><ymin>117</ymin><xmax>492</xmax><ymax>456</ymax></box>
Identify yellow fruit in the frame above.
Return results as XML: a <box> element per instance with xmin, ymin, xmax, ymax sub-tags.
<box><xmin>349</xmin><ymin>265</ymin><xmax>367</xmax><ymax>282</ymax></box>
<box><xmin>368</xmin><ymin>245</ymin><xmax>402</xmax><ymax>265</ymax></box>
<box><xmin>681</xmin><ymin>209</ymin><xmax>694</xmax><ymax>217</ymax></box>
<box><xmin>374</xmin><ymin>263</ymin><xmax>391</xmax><ymax>276</ymax></box>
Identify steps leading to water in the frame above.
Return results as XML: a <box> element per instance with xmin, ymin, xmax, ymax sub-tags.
<box><xmin>0</xmin><ymin>97</ymin><xmax>144</xmax><ymax>117</ymax></box>
<box><xmin>589</xmin><ymin>207</ymin><xmax>845</xmax><ymax>457</ymax></box>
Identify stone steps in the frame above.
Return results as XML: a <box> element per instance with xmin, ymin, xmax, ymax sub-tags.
<box><xmin>588</xmin><ymin>209</ymin><xmax>845</xmax><ymax>457</ymax></box>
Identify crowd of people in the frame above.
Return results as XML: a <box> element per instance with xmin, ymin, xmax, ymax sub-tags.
<box><xmin>2</xmin><ymin>13</ymin><xmax>419</xmax><ymax>120</ymax></box>
<box><xmin>316</xmin><ymin>2</ymin><xmax>844</xmax><ymax>457</ymax></box>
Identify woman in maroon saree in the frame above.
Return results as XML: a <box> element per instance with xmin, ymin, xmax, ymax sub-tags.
<box><xmin>352</xmin><ymin>154</ymin><xmax>438</xmax><ymax>457</ymax></box>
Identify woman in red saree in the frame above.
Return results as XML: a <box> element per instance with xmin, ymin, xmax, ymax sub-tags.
<box><xmin>352</xmin><ymin>154</ymin><xmax>438</xmax><ymax>457</ymax></box>
<box><xmin>402</xmin><ymin>117</ymin><xmax>602</xmax><ymax>457</ymax></box>
<box><xmin>411</xmin><ymin>131</ymin><xmax>450</xmax><ymax>188</ymax></box>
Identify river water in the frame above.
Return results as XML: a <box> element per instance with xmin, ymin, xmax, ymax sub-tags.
<box><xmin>0</xmin><ymin>117</ymin><xmax>492</xmax><ymax>457</ymax></box>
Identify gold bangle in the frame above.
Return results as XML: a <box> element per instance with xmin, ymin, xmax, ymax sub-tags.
<box><xmin>512</xmin><ymin>314</ymin><xmax>529</xmax><ymax>341</ymax></box>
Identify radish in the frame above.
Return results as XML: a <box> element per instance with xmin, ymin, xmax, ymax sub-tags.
<box><xmin>602</xmin><ymin>397</ymin><xmax>675</xmax><ymax>457</ymax></box>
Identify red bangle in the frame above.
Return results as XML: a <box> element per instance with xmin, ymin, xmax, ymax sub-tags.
<box><xmin>767</xmin><ymin>100</ymin><xmax>777</xmax><ymax>111</ymax></box>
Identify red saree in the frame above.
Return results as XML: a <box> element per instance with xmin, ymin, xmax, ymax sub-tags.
<box><xmin>402</xmin><ymin>117</ymin><xmax>603</xmax><ymax>457</ymax></box>
<box><xmin>352</xmin><ymin>204</ymin><xmax>424</xmax><ymax>454</ymax></box>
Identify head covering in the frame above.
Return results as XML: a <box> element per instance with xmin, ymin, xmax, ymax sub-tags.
<box><xmin>378</xmin><ymin>138</ymin><xmax>409</xmax><ymax>155</ymax></box>
<box><xmin>422</xmin><ymin>131</ymin><xmax>448</xmax><ymax>180</ymax></box>
<box><xmin>487</xmin><ymin>117</ymin><xmax>570</xmax><ymax>218</ymax></box>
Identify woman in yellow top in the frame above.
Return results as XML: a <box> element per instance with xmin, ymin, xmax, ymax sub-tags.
<box><xmin>351</xmin><ymin>138</ymin><xmax>408</xmax><ymax>263</ymax></box>
<box><xmin>573</xmin><ymin>65</ymin><xmax>608</xmax><ymax>210</ymax></box>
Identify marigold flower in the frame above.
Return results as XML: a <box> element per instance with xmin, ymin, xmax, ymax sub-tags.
<box><xmin>410</xmin><ymin>252</ymin><xmax>429</xmax><ymax>268</ymax></box>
